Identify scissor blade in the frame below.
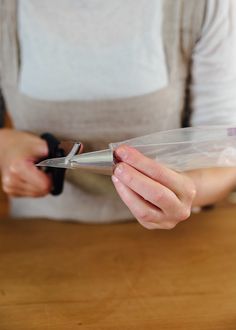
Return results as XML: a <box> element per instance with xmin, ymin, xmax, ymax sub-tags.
<box><xmin>36</xmin><ymin>157</ymin><xmax>73</xmax><ymax>169</ymax></box>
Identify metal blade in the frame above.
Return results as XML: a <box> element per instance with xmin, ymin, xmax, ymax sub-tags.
<box><xmin>36</xmin><ymin>142</ymin><xmax>82</xmax><ymax>169</ymax></box>
<box><xmin>36</xmin><ymin>157</ymin><xmax>74</xmax><ymax>169</ymax></box>
<box><xmin>36</xmin><ymin>148</ymin><xmax>114</xmax><ymax>175</ymax></box>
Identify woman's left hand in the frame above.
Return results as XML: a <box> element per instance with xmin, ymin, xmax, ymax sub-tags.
<box><xmin>112</xmin><ymin>145</ymin><xmax>196</xmax><ymax>230</ymax></box>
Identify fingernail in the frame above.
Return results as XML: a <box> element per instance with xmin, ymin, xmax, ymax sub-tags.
<box><xmin>115</xmin><ymin>146</ymin><xmax>128</xmax><ymax>161</ymax></box>
<box><xmin>114</xmin><ymin>164</ymin><xmax>124</xmax><ymax>176</ymax></box>
<box><xmin>111</xmin><ymin>175</ymin><xmax>119</xmax><ymax>184</ymax></box>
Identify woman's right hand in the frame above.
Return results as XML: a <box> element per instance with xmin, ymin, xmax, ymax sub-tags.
<box><xmin>0</xmin><ymin>129</ymin><xmax>52</xmax><ymax>197</ymax></box>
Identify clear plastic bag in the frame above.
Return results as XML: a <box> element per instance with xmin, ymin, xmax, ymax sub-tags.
<box><xmin>109</xmin><ymin>126</ymin><xmax>236</xmax><ymax>172</ymax></box>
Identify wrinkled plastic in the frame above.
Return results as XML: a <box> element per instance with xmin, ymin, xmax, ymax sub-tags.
<box><xmin>109</xmin><ymin>126</ymin><xmax>236</xmax><ymax>172</ymax></box>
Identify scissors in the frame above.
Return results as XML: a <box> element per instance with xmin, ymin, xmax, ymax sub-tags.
<box><xmin>39</xmin><ymin>133</ymin><xmax>114</xmax><ymax>195</ymax></box>
<box><xmin>40</xmin><ymin>133</ymin><xmax>82</xmax><ymax>195</ymax></box>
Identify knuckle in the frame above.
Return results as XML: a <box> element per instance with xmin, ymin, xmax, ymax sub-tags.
<box><xmin>137</xmin><ymin>212</ymin><xmax>151</xmax><ymax>223</ymax></box>
<box><xmin>152</xmin><ymin>190</ymin><xmax>165</xmax><ymax>205</ymax></box>
<box><xmin>136</xmin><ymin>208</ymin><xmax>156</xmax><ymax>223</ymax></box>
<box><xmin>137</xmin><ymin>211</ymin><xmax>151</xmax><ymax>222</ymax></box>
<box><xmin>189</xmin><ymin>186</ymin><xmax>197</xmax><ymax>200</ymax></box>
<box><xmin>123</xmin><ymin>172</ymin><xmax>134</xmax><ymax>186</ymax></box>
<box><xmin>177</xmin><ymin>207</ymin><xmax>191</xmax><ymax>221</ymax></box>
<box><xmin>2</xmin><ymin>174</ymin><xmax>12</xmax><ymax>187</ymax></box>
<box><xmin>2</xmin><ymin>177</ymin><xmax>14</xmax><ymax>195</ymax></box>
<box><xmin>184</xmin><ymin>180</ymin><xmax>197</xmax><ymax>201</ymax></box>
<box><xmin>149</xmin><ymin>159</ymin><xmax>166</xmax><ymax>182</ymax></box>
<box><xmin>9</xmin><ymin>162</ymin><xmax>20</xmax><ymax>175</ymax></box>
<box><xmin>153</xmin><ymin>165</ymin><xmax>164</xmax><ymax>181</ymax></box>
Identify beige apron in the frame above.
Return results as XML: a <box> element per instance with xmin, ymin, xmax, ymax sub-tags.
<box><xmin>0</xmin><ymin>0</ymin><xmax>206</xmax><ymax>222</ymax></box>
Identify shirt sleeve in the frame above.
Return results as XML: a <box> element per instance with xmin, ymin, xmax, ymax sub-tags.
<box><xmin>191</xmin><ymin>0</ymin><xmax>236</xmax><ymax>126</ymax></box>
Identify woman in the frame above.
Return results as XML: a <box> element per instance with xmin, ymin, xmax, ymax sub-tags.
<box><xmin>0</xmin><ymin>0</ymin><xmax>236</xmax><ymax>229</ymax></box>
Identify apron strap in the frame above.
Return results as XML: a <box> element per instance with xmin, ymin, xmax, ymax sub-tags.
<box><xmin>181</xmin><ymin>0</ymin><xmax>206</xmax><ymax>127</ymax></box>
<box><xmin>0</xmin><ymin>0</ymin><xmax>19</xmax><ymax>88</ymax></box>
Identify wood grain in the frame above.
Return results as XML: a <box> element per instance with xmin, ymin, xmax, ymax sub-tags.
<box><xmin>1</xmin><ymin>206</ymin><xmax>236</xmax><ymax>329</ymax></box>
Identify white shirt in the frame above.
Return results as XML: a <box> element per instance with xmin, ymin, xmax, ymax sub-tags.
<box><xmin>191</xmin><ymin>0</ymin><xmax>236</xmax><ymax>126</ymax></box>
<box><xmin>18</xmin><ymin>0</ymin><xmax>168</xmax><ymax>100</ymax></box>
<box><xmin>18</xmin><ymin>0</ymin><xmax>236</xmax><ymax>125</ymax></box>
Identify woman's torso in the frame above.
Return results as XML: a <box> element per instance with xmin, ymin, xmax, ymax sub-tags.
<box><xmin>0</xmin><ymin>0</ymin><xmax>205</xmax><ymax>222</ymax></box>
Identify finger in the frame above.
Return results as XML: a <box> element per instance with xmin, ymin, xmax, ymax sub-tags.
<box><xmin>3</xmin><ymin>187</ymin><xmax>46</xmax><ymax>198</ymax></box>
<box><xmin>2</xmin><ymin>170</ymin><xmax>28</xmax><ymax>193</ymax></box>
<box><xmin>115</xmin><ymin>145</ymin><xmax>189</xmax><ymax>199</ymax></box>
<box><xmin>112</xmin><ymin>175</ymin><xmax>164</xmax><ymax>229</ymax></box>
<box><xmin>114</xmin><ymin>162</ymin><xmax>181</xmax><ymax>214</ymax></box>
<box><xmin>2</xmin><ymin>172</ymin><xmax>50</xmax><ymax>197</ymax></box>
<box><xmin>7</xmin><ymin>182</ymin><xmax>49</xmax><ymax>197</ymax></box>
<box><xmin>3</xmin><ymin>187</ymin><xmax>27</xmax><ymax>197</ymax></box>
<box><xmin>9</xmin><ymin>161</ymin><xmax>52</xmax><ymax>194</ymax></box>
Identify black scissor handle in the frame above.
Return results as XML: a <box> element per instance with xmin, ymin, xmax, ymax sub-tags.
<box><xmin>40</xmin><ymin>133</ymin><xmax>66</xmax><ymax>196</ymax></box>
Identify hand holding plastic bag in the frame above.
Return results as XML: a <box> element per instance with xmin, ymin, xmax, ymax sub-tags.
<box><xmin>110</xmin><ymin>126</ymin><xmax>236</xmax><ymax>229</ymax></box>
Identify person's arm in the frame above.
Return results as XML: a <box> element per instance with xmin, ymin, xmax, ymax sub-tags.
<box><xmin>191</xmin><ymin>0</ymin><xmax>236</xmax><ymax>126</ymax></box>
<box><xmin>185</xmin><ymin>168</ymin><xmax>236</xmax><ymax>207</ymax></box>
<box><xmin>111</xmin><ymin>1</ymin><xmax>236</xmax><ymax>230</ymax></box>
<box><xmin>188</xmin><ymin>0</ymin><xmax>236</xmax><ymax>204</ymax></box>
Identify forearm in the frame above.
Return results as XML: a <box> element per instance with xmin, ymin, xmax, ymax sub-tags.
<box><xmin>185</xmin><ymin>168</ymin><xmax>236</xmax><ymax>207</ymax></box>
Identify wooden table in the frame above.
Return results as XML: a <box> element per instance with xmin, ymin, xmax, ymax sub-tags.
<box><xmin>0</xmin><ymin>207</ymin><xmax>236</xmax><ymax>330</ymax></box>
